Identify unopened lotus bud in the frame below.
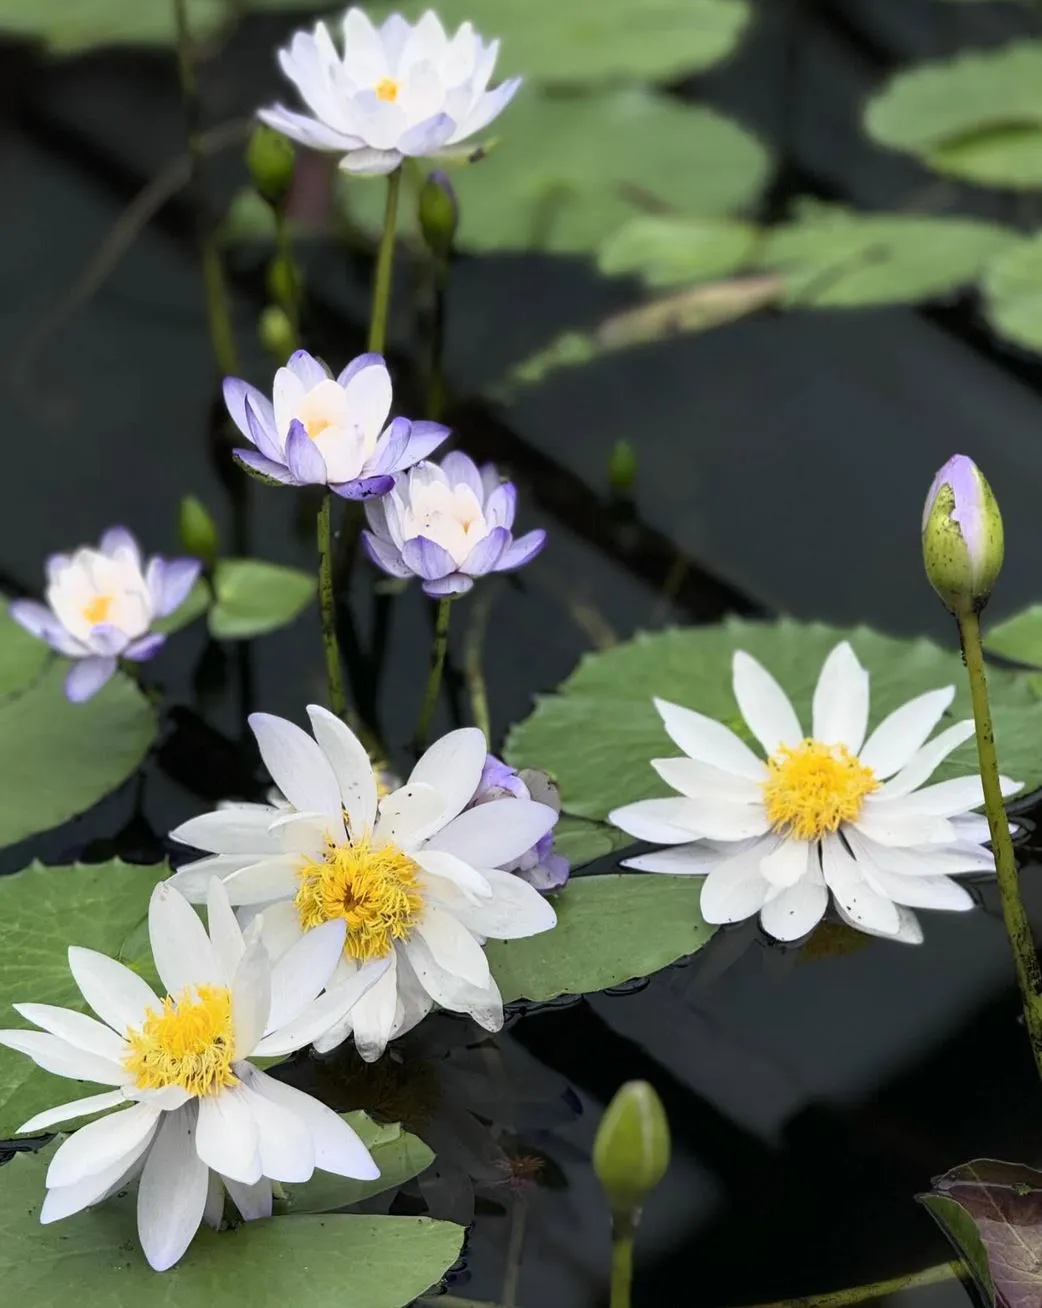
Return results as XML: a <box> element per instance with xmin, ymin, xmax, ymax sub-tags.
<box><xmin>593</xmin><ymin>1080</ymin><xmax>670</xmax><ymax>1220</ymax></box>
<box><xmin>608</xmin><ymin>440</ymin><xmax>637</xmax><ymax>495</ymax></box>
<box><xmin>258</xmin><ymin>304</ymin><xmax>297</xmax><ymax>362</ymax></box>
<box><xmin>419</xmin><ymin>170</ymin><xmax>459</xmax><ymax>260</ymax></box>
<box><xmin>178</xmin><ymin>495</ymin><xmax>220</xmax><ymax>567</ymax></box>
<box><xmin>247</xmin><ymin>124</ymin><xmax>295</xmax><ymax>207</ymax></box>
<box><xmin>922</xmin><ymin>454</ymin><xmax>1004</xmax><ymax>616</ymax></box>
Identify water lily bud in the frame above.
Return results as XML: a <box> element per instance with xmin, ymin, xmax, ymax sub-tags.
<box><xmin>419</xmin><ymin>170</ymin><xmax>459</xmax><ymax>260</ymax></box>
<box><xmin>258</xmin><ymin>304</ymin><xmax>297</xmax><ymax>362</ymax></box>
<box><xmin>608</xmin><ymin>440</ymin><xmax>637</xmax><ymax>495</ymax></box>
<box><xmin>178</xmin><ymin>495</ymin><xmax>220</xmax><ymax>567</ymax></box>
<box><xmin>246</xmin><ymin>124</ymin><xmax>295</xmax><ymax>207</ymax></box>
<box><xmin>922</xmin><ymin>454</ymin><xmax>1004</xmax><ymax>616</ymax></box>
<box><xmin>593</xmin><ymin>1080</ymin><xmax>670</xmax><ymax>1220</ymax></box>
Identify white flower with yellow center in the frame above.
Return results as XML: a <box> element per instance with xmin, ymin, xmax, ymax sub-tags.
<box><xmin>609</xmin><ymin>642</ymin><xmax>1021</xmax><ymax>944</ymax></box>
<box><xmin>0</xmin><ymin>880</ymin><xmax>383</xmax><ymax>1270</ymax></box>
<box><xmin>168</xmin><ymin>709</ymin><xmax>558</xmax><ymax>1060</ymax></box>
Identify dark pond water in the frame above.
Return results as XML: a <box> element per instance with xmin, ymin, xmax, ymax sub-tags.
<box><xmin>7</xmin><ymin>2</ymin><xmax>1042</xmax><ymax>1305</ymax></box>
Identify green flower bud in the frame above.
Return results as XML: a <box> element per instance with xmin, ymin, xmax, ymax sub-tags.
<box><xmin>593</xmin><ymin>1080</ymin><xmax>670</xmax><ymax>1220</ymax></box>
<box><xmin>608</xmin><ymin>440</ymin><xmax>637</xmax><ymax>495</ymax></box>
<box><xmin>419</xmin><ymin>170</ymin><xmax>459</xmax><ymax>260</ymax></box>
<box><xmin>922</xmin><ymin>454</ymin><xmax>1004</xmax><ymax>616</ymax></box>
<box><xmin>266</xmin><ymin>255</ymin><xmax>301</xmax><ymax>308</ymax></box>
<box><xmin>178</xmin><ymin>495</ymin><xmax>220</xmax><ymax>567</ymax></box>
<box><xmin>258</xmin><ymin>304</ymin><xmax>297</xmax><ymax>363</ymax></box>
<box><xmin>246</xmin><ymin>124</ymin><xmax>295</xmax><ymax>207</ymax></box>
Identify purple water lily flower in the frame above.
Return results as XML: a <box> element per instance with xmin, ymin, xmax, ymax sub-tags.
<box><xmin>468</xmin><ymin>754</ymin><xmax>569</xmax><ymax>892</ymax></box>
<box><xmin>8</xmin><ymin>528</ymin><xmax>200</xmax><ymax>703</ymax></box>
<box><xmin>362</xmin><ymin>452</ymin><xmax>546</xmax><ymax>597</ymax></box>
<box><xmin>224</xmin><ymin>350</ymin><xmax>449</xmax><ymax>499</ymax></box>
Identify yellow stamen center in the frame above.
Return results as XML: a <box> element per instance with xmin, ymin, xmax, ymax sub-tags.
<box><xmin>82</xmin><ymin>594</ymin><xmax>114</xmax><ymax>625</ymax></box>
<box><xmin>124</xmin><ymin>984</ymin><xmax>237</xmax><ymax>1097</ymax></box>
<box><xmin>296</xmin><ymin>834</ymin><xmax>423</xmax><ymax>962</ymax></box>
<box><xmin>305</xmin><ymin>415</ymin><xmax>333</xmax><ymax>440</ymax></box>
<box><xmin>762</xmin><ymin>738</ymin><xmax>878</xmax><ymax>841</ymax></box>
<box><xmin>375</xmin><ymin>77</ymin><xmax>399</xmax><ymax>102</ymax></box>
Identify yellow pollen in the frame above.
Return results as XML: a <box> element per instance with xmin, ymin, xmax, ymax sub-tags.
<box><xmin>82</xmin><ymin>594</ymin><xmax>114</xmax><ymax>625</ymax></box>
<box><xmin>762</xmin><ymin>738</ymin><xmax>878</xmax><ymax>841</ymax></box>
<box><xmin>305</xmin><ymin>415</ymin><xmax>333</xmax><ymax>441</ymax></box>
<box><xmin>375</xmin><ymin>77</ymin><xmax>399</xmax><ymax>102</ymax></box>
<box><xmin>296</xmin><ymin>834</ymin><xmax>422</xmax><ymax>962</ymax></box>
<box><xmin>124</xmin><ymin>984</ymin><xmax>237</xmax><ymax>1097</ymax></box>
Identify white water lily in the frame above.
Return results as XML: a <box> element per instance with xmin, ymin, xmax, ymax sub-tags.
<box><xmin>168</xmin><ymin>709</ymin><xmax>558</xmax><ymax>1061</ymax></box>
<box><xmin>0</xmin><ymin>880</ymin><xmax>382</xmax><ymax>1271</ymax></box>
<box><xmin>260</xmin><ymin>8</ymin><xmax>522</xmax><ymax>176</ymax></box>
<box><xmin>610</xmin><ymin>642</ymin><xmax>1021</xmax><ymax>944</ymax></box>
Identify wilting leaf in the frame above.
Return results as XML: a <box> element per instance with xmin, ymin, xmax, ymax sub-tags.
<box><xmin>209</xmin><ymin>558</ymin><xmax>316</xmax><ymax>640</ymax></box>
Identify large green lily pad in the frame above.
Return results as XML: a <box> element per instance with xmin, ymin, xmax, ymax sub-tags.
<box><xmin>982</xmin><ymin>232</ymin><xmax>1042</xmax><ymax>353</ymax></box>
<box><xmin>505</xmin><ymin>618</ymin><xmax>1042</xmax><ymax>823</ymax></box>
<box><xmin>209</xmin><ymin>558</ymin><xmax>316</xmax><ymax>640</ymax></box>
<box><xmin>0</xmin><ymin>1139</ymin><xmax>463</xmax><ymax>1305</ymax></box>
<box><xmin>599</xmin><ymin>215</ymin><xmax>761</xmax><ymax>287</ymax></box>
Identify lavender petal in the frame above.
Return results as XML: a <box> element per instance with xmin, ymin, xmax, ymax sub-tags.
<box><xmin>285</xmin><ymin>350</ymin><xmax>330</xmax><ymax>388</ymax></box>
<box><xmin>388</xmin><ymin>420</ymin><xmax>451</xmax><ymax>471</ymax></box>
<box><xmin>422</xmin><ymin>574</ymin><xmax>473</xmax><ymax>598</ymax></box>
<box><xmin>285</xmin><ymin>420</ymin><xmax>328</xmax><ymax>485</ymax></box>
<box><xmin>441</xmin><ymin>450</ymin><xmax>484</xmax><ymax>500</ymax></box>
<box><xmin>98</xmin><ymin>526</ymin><xmax>141</xmax><ymax>566</ymax></box>
<box><xmin>245</xmin><ymin>396</ymin><xmax>285</xmax><ymax>464</ymax></box>
<box><xmin>65</xmin><ymin>656</ymin><xmax>118</xmax><ymax>703</ymax></box>
<box><xmin>461</xmin><ymin>526</ymin><xmax>510</xmax><ymax>577</ymax></box>
<box><xmin>336</xmin><ymin>352</ymin><xmax>385</xmax><ymax>388</ymax></box>
<box><xmin>497</xmin><ymin>529</ymin><xmax>546</xmax><ymax>572</ymax></box>
<box><xmin>516</xmin><ymin>852</ymin><xmax>570</xmax><ymax>892</ymax></box>
<box><xmin>398</xmin><ymin>112</ymin><xmax>456</xmax><ymax>157</ymax></box>
<box><xmin>362</xmin><ymin>531</ymin><xmax>414</xmax><ymax>579</ymax></box>
<box><xmin>233</xmin><ymin>449</ymin><xmax>297</xmax><ymax>486</ymax></box>
<box><xmin>124</xmin><ymin>633</ymin><xmax>166</xmax><ymax>662</ymax></box>
<box><xmin>148</xmin><ymin>556</ymin><xmax>202</xmax><ymax>617</ymax></box>
<box><xmin>85</xmin><ymin>623</ymin><xmax>130</xmax><ymax>657</ymax></box>
<box><xmin>7</xmin><ymin>600</ymin><xmax>85</xmax><ymax>656</ymax></box>
<box><xmin>223</xmin><ymin>377</ymin><xmax>275</xmax><ymax>444</ymax></box>
<box><xmin>485</xmin><ymin>483</ymin><xmax>517</xmax><ymax>530</ymax></box>
<box><xmin>332</xmin><ymin>475</ymin><xmax>395</xmax><ymax>501</ymax></box>
<box><xmin>365</xmin><ymin>417</ymin><xmax>412</xmax><ymax>475</ymax></box>
<box><xmin>401</xmin><ymin>536</ymin><xmax>457</xmax><ymax>581</ymax></box>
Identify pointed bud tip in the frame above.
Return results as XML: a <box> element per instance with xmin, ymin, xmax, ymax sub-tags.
<box><xmin>922</xmin><ymin>454</ymin><xmax>1004</xmax><ymax>616</ymax></box>
<box><xmin>177</xmin><ymin>495</ymin><xmax>220</xmax><ymax>566</ymax></box>
<box><xmin>593</xmin><ymin>1080</ymin><xmax>670</xmax><ymax>1218</ymax></box>
<box><xmin>246</xmin><ymin>123</ymin><xmax>296</xmax><ymax>206</ymax></box>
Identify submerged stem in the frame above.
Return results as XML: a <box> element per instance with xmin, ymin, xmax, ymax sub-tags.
<box><xmin>317</xmin><ymin>494</ymin><xmax>347</xmax><ymax>722</ymax></box>
<box><xmin>737</xmin><ymin>1261</ymin><xmax>966</xmax><ymax>1308</ymax></box>
<box><xmin>416</xmin><ymin>597</ymin><xmax>453</xmax><ymax>749</ymax></box>
<box><xmin>959</xmin><ymin>609</ymin><xmax>1042</xmax><ymax>1086</ymax></box>
<box><xmin>368</xmin><ymin>167</ymin><xmax>403</xmax><ymax>354</ymax></box>
<box><xmin>501</xmin><ymin>1193</ymin><xmax>528</xmax><ymax>1308</ymax></box>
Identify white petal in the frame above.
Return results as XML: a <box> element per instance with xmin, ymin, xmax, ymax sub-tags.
<box><xmin>306</xmin><ymin>705</ymin><xmax>378</xmax><ymax>836</ymax></box>
<box><xmin>248</xmin><ymin>712</ymin><xmax>343</xmax><ymax>821</ymax></box>
<box><xmin>13</xmin><ymin>1003</ymin><xmax>126</xmax><ymax>1063</ymax></box>
<box><xmin>254</xmin><ymin>900</ymin><xmax>307</xmax><ymax>962</ymax></box>
<box><xmin>207</xmin><ymin>876</ymin><xmax>245</xmax><ymax>980</ymax></box>
<box><xmin>40</xmin><ymin>1137</ymin><xmax>153</xmax><ymax>1223</ymax></box>
<box><xmin>252</xmin><ymin>956</ymin><xmax>391</xmax><ymax>1057</ymax></box>
<box><xmin>0</xmin><ymin>1029</ymin><xmax>129</xmax><ymax>1086</ymax></box>
<box><xmin>852</xmin><ymin>807</ymin><xmax>954</xmax><ymax>847</ymax></box>
<box><xmin>424</xmin><ymin>799</ymin><xmax>556</xmax><ymax>867</ymax></box>
<box><xmin>231</xmin><ymin>940</ymin><xmax>272</xmax><ymax>1059</ymax></box>
<box><xmin>47</xmin><ymin>1101</ymin><xmax>162</xmax><ymax>1188</ymax></box>
<box><xmin>18</xmin><ymin>1089</ymin><xmax>127</xmax><ymax>1134</ymax></box>
<box><xmin>874</xmin><ymin>722</ymin><xmax>977</xmax><ymax>799</ymax></box>
<box><xmin>165</xmin><ymin>855</ymin><xmax>259</xmax><ymax>902</ymax></box>
<box><xmin>732</xmin><ymin>650</ymin><xmax>803</xmax><ymax>755</ymax></box>
<box><xmin>223</xmin><ymin>1174</ymin><xmax>273</xmax><ymax>1221</ymax></box>
<box><xmin>864</xmin><ymin>837</ymin><xmax>995</xmax><ymax>879</ymax></box>
<box><xmin>413</xmin><ymin>849</ymin><xmax>493</xmax><ymax>904</ymax></box>
<box><xmin>137</xmin><ymin>1105</ymin><xmax>209</xmax><ymax>1271</ymax></box>
<box><xmin>373</xmin><ymin>781</ymin><xmax>447</xmax><ymax>848</ymax></box>
<box><xmin>653</xmin><ymin>697</ymin><xmax>765</xmax><ymax>779</ymax></box>
<box><xmin>699</xmin><ymin>840</ymin><xmax>773</xmax><ymax>923</ymax></box>
<box><xmin>414</xmin><ymin>905</ymin><xmax>490</xmax><ymax>988</ymax></box>
<box><xmin>609</xmin><ymin>797</ymin><xmax>700</xmax><ymax>844</ymax></box>
<box><xmin>405</xmin><ymin>931</ymin><xmax>500</xmax><ymax>1018</ymax></box>
<box><xmin>858</xmin><ymin>687</ymin><xmax>956</xmax><ymax>778</ymax></box>
<box><xmin>243</xmin><ymin>1066</ymin><xmax>379</xmax><ymax>1179</ymax></box>
<box><xmin>149</xmin><ymin>882</ymin><xmax>223</xmax><ymax>996</ymax></box>
<box><xmin>893</xmin><ymin>773</ymin><xmax>1020</xmax><ymax>817</ymax></box>
<box><xmin>267</xmin><ymin>919</ymin><xmax>347</xmax><ymax>1030</ymax></box>
<box><xmin>811</xmin><ymin>642</ymin><xmax>870</xmax><ymax>752</ymax></box>
<box><xmin>203</xmin><ymin>1171</ymin><xmax>224</xmax><ymax>1228</ymax></box>
<box><xmin>222</xmin><ymin>856</ymin><xmax>302</xmax><ymax>907</ymax></box>
<box><xmin>408</xmin><ymin>727</ymin><xmax>487</xmax><ymax>826</ymax></box>
<box><xmin>623</xmin><ymin>843</ymin><xmax>724</xmax><ymax>874</ymax></box>
<box><xmin>448</xmin><ymin>867</ymin><xmax>557</xmax><ymax>939</ymax></box>
<box><xmin>759</xmin><ymin>839</ymin><xmax>810</xmax><ymax>888</ymax></box>
<box><xmin>170</xmin><ymin>806</ymin><xmax>283</xmax><ymax>855</ymax></box>
<box><xmin>270</xmin><ymin>810</ymin><xmax>341</xmax><ymax>853</ymax></box>
<box><xmin>347</xmin><ymin>952</ymin><xmax>400</xmax><ymax>1062</ymax></box>
<box><xmin>820</xmin><ymin>834</ymin><xmax>901</xmax><ymax>935</ymax></box>
<box><xmin>238</xmin><ymin>1079</ymin><xmax>315</xmax><ymax>1181</ymax></box>
<box><xmin>650</xmin><ymin>756</ymin><xmax>761</xmax><ymax>803</ymax></box>
<box><xmin>672</xmin><ymin>798</ymin><xmax>770</xmax><ymax>842</ymax></box>
<box><xmin>759</xmin><ymin>879</ymin><xmax>828</xmax><ymax>942</ymax></box>
<box><xmin>862</xmin><ymin>864</ymin><xmax>973</xmax><ymax>911</ymax></box>
<box><xmin>68</xmin><ymin>946</ymin><xmax>159</xmax><ymax>1036</ymax></box>
<box><xmin>195</xmin><ymin>1084</ymin><xmax>261</xmax><ymax>1184</ymax></box>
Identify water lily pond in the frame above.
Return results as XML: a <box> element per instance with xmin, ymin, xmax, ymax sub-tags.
<box><xmin>6</xmin><ymin>1</ymin><xmax>1042</xmax><ymax>1306</ymax></box>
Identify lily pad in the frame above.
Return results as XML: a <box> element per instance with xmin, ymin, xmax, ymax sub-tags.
<box><xmin>209</xmin><ymin>558</ymin><xmax>316</xmax><ymax>640</ymax></box>
<box><xmin>487</xmin><ymin>873</ymin><xmax>715</xmax><ymax>1003</ymax></box>
<box><xmin>344</xmin><ymin>88</ymin><xmax>770</xmax><ymax>256</ymax></box>
<box><xmin>0</xmin><ymin>664</ymin><xmax>156</xmax><ymax>851</ymax></box>
<box><xmin>0</xmin><ymin>1139</ymin><xmax>463</xmax><ymax>1305</ymax></box>
<box><xmin>553</xmin><ymin>815</ymin><xmax>634</xmax><ymax>869</ymax></box>
<box><xmin>982</xmin><ymin>233</ymin><xmax>1042</xmax><ymax>353</ymax></box>
<box><xmin>0</xmin><ymin>859</ymin><xmax>169</xmax><ymax>1137</ymax></box>
<box><xmin>865</xmin><ymin>42</ymin><xmax>1042</xmax><ymax>188</ymax></box>
<box><xmin>984</xmin><ymin>603</ymin><xmax>1042</xmax><ymax>667</ymax></box>
<box><xmin>505</xmin><ymin>618</ymin><xmax>1042</xmax><ymax>824</ymax></box>
<box><xmin>0</xmin><ymin>0</ymin><xmax>228</xmax><ymax>53</ymax></box>
<box><xmin>763</xmin><ymin>210</ymin><xmax>1015</xmax><ymax>307</ymax></box>
<box><xmin>279</xmin><ymin>1113</ymin><xmax>434</xmax><ymax>1212</ymax></box>
<box><xmin>0</xmin><ymin>601</ymin><xmax>49</xmax><ymax>698</ymax></box>
<box><xmin>599</xmin><ymin>216</ymin><xmax>761</xmax><ymax>287</ymax></box>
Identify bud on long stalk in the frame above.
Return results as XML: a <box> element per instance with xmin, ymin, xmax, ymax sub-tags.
<box><xmin>922</xmin><ymin>454</ymin><xmax>1004</xmax><ymax>616</ymax></box>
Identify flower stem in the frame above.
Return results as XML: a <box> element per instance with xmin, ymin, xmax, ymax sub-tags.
<box><xmin>368</xmin><ymin>167</ymin><xmax>402</xmax><ymax>354</ymax></box>
<box><xmin>735</xmin><ymin>1261</ymin><xmax>966</xmax><ymax>1308</ymax></box>
<box><xmin>427</xmin><ymin>251</ymin><xmax>449</xmax><ymax>422</ymax></box>
<box><xmin>501</xmin><ymin>1193</ymin><xmax>528</xmax><ymax>1308</ymax></box>
<box><xmin>172</xmin><ymin>0</ymin><xmax>238</xmax><ymax>378</ymax></box>
<box><xmin>416</xmin><ymin>596</ymin><xmax>453</xmax><ymax>749</ymax></box>
<box><xmin>273</xmin><ymin>205</ymin><xmax>301</xmax><ymax>346</ymax></box>
<box><xmin>464</xmin><ymin>583</ymin><xmax>496</xmax><ymax>743</ymax></box>
<box><xmin>609</xmin><ymin>1218</ymin><xmax>635</xmax><ymax>1308</ymax></box>
<box><xmin>317</xmin><ymin>493</ymin><xmax>347</xmax><ymax>722</ymax></box>
<box><xmin>959</xmin><ymin>608</ymin><xmax>1042</xmax><ymax>1084</ymax></box>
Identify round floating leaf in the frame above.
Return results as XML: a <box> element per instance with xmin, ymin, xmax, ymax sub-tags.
<box><xmin>0</xmin><ymin>859</ymin><xmax>168</xmax><ymax>1136</ymax></box>
<box><xmin>982</xmin><ymin>232</ymin><xmax>1042</xmax><ymax>352</ymax></box>
<box><xmin>984</xmin><ymin>603</ymin><xmax>1042</xmax><ymax>667</ymax></box>
<box><xmin>280</xmin><ymin>1113</ymin><xmax>434</xmax><ymax>1213</ymax></box>
<box><xmin>506</xmin><ymin>618</ymin><xmax>1042</xmax><ymax>823</ymax></box>
<box><xmin>0</xmin><ymin>1140</ymin><xmax>463</xmax><ymax>1305</ymax></box>
<box><xmin>209</xmin><ymin>558</ymin><xmax>316</xmax><ymax>640</ymax></box>
<box><xmin>487</xmin><ymin>873</ymin><xmax>715</xmax><ymax>1003</ymax></box>
<box><xmin>0</xmin><ymin>602</ymin><xmax>48</xmax><ymax>698</ymax></box>
<box><xmin>599</xmin><ymin>215</ymin><xmax>761</xmax><ymax>287</ymax></box>
<box><xmin>866</xmin><ymin>42</ymin><xmax>1042</xmax><ymax>188</ymax></box>
<box><xmin>0</xmin><ymin>664</ymin><xmax>156</xmax><ymax>850</ymax></box>
<box><xmin>343</xmin><ymin>88</ymin><xmax>770</xmax><ymax>256</ymax></box>
<box><xmin>763</xmin><ymin>209</ymin><xmax>1015</xmax><ymax>307</ymax></box>
<box><xmin>153</xmin><ymin>576</ymin><xmax>211</xmax><ymax>636</ymax></box>
<box><xmin>553</xmin><ymin>815</ymin><xmax>635</xmax><ymax>869</ymax></box>
<box><xmin>0</xmin><ymin>0</ymin><xmax>229</xmax><ymax>53</ymax></box>
<box><xmin>373</xmin><ymin>0</ymin><xmax>750</xmax><ymax>83</ymax></box>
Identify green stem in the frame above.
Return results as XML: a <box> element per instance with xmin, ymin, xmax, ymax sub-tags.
<box><xmin>368</xmin><ymin>166</ymin><xmax>402</xmax><ymax>354</ymax></box>
<box><xmin>737</xmin><ymin>1261</ymin><xmax>966</xmax><ymax>1308</ymax></box>
<box><xmin>609</xmin><ymin>1221</ymin><xmax>634</xmax><ymax>1308</ymax></box>
<box><xmin>959</xmin><ymin>610</ymin><xmax>1042</xmax><ymax>1084</ymax></box>
<box><xmin>464</xmin><ymin>583</ymin><xmax>495</xmax><ymax>742</ymax></box>
<box><xmin>317</xmin><ymin>494</ymin><xmax>347</xmax><ymax>722</ymax></box>
<box><xmin>427</xmin><ymin>253</ymin><xmax>449</xmax><ymax>422</ymax></box>
<box><xmin>416</xmin><ymin>597</ymin><xmax>452</xmax><ymax>749</ymax></box>
<box><xmin>273</xmin><ymin>205</ymin><xmax>301</xmax><ymax>345</ymax></box>
<box><xmin>172</xmin><ymin>0</ymin><xmax>238</xmax><ymax>377</ymax></box>
<box><xmin>502</xmin><ymin>1194</ymin><xmax>527</xmax><ymax>1308</ymax></box>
